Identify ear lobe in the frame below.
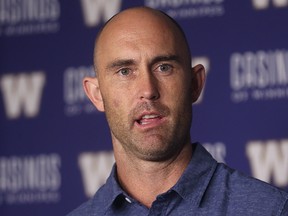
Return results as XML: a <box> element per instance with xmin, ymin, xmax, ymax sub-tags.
<box><xmin>191</xmin><ymin>64</ymin><xmax>206</xmax><ymax>103</ymax></box>
<box><xmin>83</xmin><ymin>77</ymin><xmax>105</xmax><ymax>112</ymax></box>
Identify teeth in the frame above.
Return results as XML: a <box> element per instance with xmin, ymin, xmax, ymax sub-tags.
<box><xmin>142</xmin><ymin>114</ymin><xmax>158</xmax><ymax>119</ymax></box>
<box><xmin>137</xmin><ymin>114</ymin><xmax>160</xmax><ymax>125</ymax></box>
<box><xmin>140</xmin><ymin>121</ymin><xmax>149</xmax><ymax>125</ymax></box>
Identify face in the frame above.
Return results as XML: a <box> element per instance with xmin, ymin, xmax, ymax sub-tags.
<box><xmin>89</xmin><ymin>9</ymin><xmax>200</xmax><ymax>161</ymax></box>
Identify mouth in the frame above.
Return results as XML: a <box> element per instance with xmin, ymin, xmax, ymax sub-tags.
<box><xmin>135</xmin><ymin>113</ymin><xmax>164</xmax><ymax>127</ymax></box>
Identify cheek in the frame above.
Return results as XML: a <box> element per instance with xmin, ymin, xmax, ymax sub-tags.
<box><xmin>101</xmin><ymin>85</ymin><xmax>121</xmax><ymax>108</ymax></box>
<box><xmin>168</xmin><ymin>79</ymin><xmax>192</xmax><ymax>108</ymax></box>
<box><xmin>169</xmin><ymin>77</ymin><xmax>190</xmax><ymax>98</ymax></box>
<box><xmin>113</xmin><ymin>98</ymin><xmax>121</xmax><ymax>108</ymax></box>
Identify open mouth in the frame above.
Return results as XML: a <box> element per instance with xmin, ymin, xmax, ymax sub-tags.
<box><xmin>136</xmin><ymin>114</ymin><xmax>162</xmax><ymax>125</ymax></box>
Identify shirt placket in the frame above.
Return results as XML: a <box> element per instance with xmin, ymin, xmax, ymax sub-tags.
<box><xmin>148</xmin><ymin>196</ymin><xmax>169</xmax><ymax>216</ymax></box>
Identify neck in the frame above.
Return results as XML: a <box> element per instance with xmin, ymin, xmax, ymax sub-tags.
<box><xmin>114</xmin><ymin>143</ymin><xmax>193</xmax><ymax>208</ymax></box>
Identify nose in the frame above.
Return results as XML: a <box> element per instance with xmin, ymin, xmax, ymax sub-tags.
<box><xmin>138</xmin><ymin>70</ymin><xmax>160</xmax><ymax>101</ymax></box>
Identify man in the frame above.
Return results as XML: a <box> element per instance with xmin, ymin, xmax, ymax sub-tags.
<box><xmin>68</xmin><ymin>7</ymin><xmax>288</xmax><ymax>215</ymax></box>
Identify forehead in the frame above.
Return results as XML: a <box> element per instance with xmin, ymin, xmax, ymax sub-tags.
<box><xmin>99</xmin><ymin>8</ymin><xmax>180</xmax><ymax>40</ymax></box>
<box><xmin>95</xmin><ymin>8</ymin><xmax>188</xmax><ymax>69</ymax></box>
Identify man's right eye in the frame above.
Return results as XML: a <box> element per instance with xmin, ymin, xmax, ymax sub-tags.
<box><xmin>118</xmin><ymin>68</ymin><xmax>131</xmax><ymax>76</ymax></box>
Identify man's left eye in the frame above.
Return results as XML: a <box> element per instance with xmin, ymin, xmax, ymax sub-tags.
<box><xmin>158</xmin><ymin>64</ymin><xmax>172</xmax><ymax>72</ymax></box>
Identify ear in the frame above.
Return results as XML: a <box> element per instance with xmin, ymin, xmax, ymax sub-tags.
<box><xmin>83</xmin><ymin>77</ymin><xmax>105</xmax><ymax>112</ymax></box>
<box><xmin>191</xmin><ymin>64</ymin><xmax>206</xmax><ymax>103</ymax></box>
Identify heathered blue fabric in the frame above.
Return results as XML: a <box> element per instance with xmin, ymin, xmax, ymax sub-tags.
<box><xmin>67</xmin><ymin>143</ymin><xmax>288</xmax><ymax>216</ymax></box>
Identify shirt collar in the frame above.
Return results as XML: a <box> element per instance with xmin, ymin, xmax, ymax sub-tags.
<box><xmin>98</xmin><ymin>143</ymin><xmax>217</xmax><ymax>211</ymax></box>
<box><xmin>104</xmin><ymin>164</ymin><xmax>126</xmax><ymax>208</ymax></box>
<box><xmin>172</xmin><ymin>143</ymin><xmax>218</xmax><ymax>206</ymax></box>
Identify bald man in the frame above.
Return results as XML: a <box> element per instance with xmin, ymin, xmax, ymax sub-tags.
<box><xmin>67</xmin><ymin>7</ymin><xmax>288</xmax><ymax>216</ymax></box>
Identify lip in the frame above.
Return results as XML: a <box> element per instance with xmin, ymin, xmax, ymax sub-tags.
<box><xmin>134</xmin><ymin>111</ymin><xmax>166</xmax><ymax>129</ymax></box>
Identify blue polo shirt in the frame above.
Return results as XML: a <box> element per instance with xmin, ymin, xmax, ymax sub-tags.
<box><xmin>67</xmin><ymin>143</ymin><xmax>288</xmax><ymax>215</ymax></box>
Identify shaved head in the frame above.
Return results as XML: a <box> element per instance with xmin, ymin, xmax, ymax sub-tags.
<box><xmin>93</xmin><ymin>7</ymin><xmax>191</xmax><ymax>75</ymax></box>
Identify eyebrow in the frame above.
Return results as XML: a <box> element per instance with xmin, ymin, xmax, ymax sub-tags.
<box><xmin>150</xmin><ymin>55</ymin><xmax>181</xmax><ymax>66</ymax></box>
<box><xmin>106</xmin><ymin>59</ymin><xmax>136</xmax><ymax>70</ymax></box>
<box><xmin>105</xmin><ymin>54</ymin><xmax>181</xmax><ymax>71</ymax></box>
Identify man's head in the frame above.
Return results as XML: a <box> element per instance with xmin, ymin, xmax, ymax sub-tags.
<box><xmin>84</xmin><ymin>7</ymin><xmax>205</xmax><ymax>161</ymax></box>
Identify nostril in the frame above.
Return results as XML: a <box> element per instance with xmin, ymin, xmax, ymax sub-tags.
<box><xmin>140</xmin><ymin>91</ymin><xmax>160</xmax><ymax>100</ymax></box>
<box><xmin>150</xmin><ymin>94</ymin><xmax>159</xmax><ymax>100</ymax></box>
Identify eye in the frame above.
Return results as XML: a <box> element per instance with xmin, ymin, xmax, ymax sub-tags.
<box><xmin>117</xmin><ymin>68</ymin><xmax>131</xmax><ymax>76</ymax></box>
<box><xmin>157</xmin><ymin>64</ymin><xmax>173</xmax><ymax>73</ymax></box>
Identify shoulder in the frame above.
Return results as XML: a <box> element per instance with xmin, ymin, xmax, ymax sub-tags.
<box><xmin>213</xmin><ymin>163</ymin><xmax>288</xmax><ymax>215</ymax></box>
<box><xmin>66</xmin><ymin>165</ymin><xmax>119</xmax><ymax>216</ymax></box>
<box><xmin>66</xmin><ymin>185</ymin><xmax>109</xmax><ymax>216</ymax></box>
<box><xmin>216</xmin><ymin>163</ymin><xmax>287</xmax><ymax>196</ymax></box>
<box><xmin>66</xmin><ymin>199</ymin><xmax>94</xmax><ymax>216</ymax></box>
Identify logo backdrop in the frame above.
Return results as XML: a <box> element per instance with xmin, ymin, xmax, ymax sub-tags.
<box><xmin>1</xmin><ymin>0</ymin><xmax>287</xmax><ymax>215</ymax></box>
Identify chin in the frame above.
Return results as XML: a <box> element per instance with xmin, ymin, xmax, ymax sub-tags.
<box><xmin>136</xmin><ymin>143</ymin><xmax>179</xmax><ymax>162</ymax></box>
